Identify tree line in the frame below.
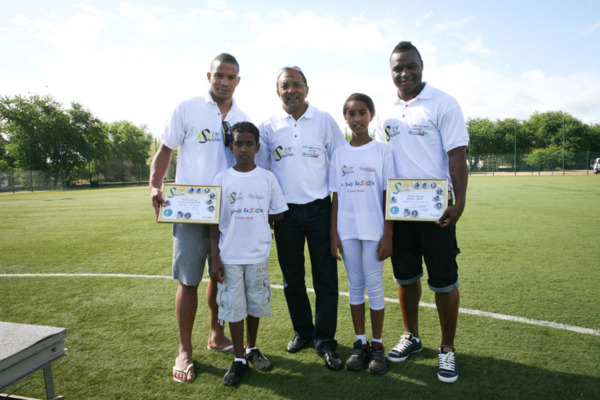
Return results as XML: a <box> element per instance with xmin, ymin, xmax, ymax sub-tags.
<box><xmin>467</xmin><ymin>112</ymin><xmax>600</xmax><ymax>170</ymax></box>
<box><xmin>2</xmin><ymin>94</ymin><xmax>600</xmax><ymax>187</ymax></box>
<box><xmin>0</xmin><ymin>94</ymin><xmax>154</xmax><ymax>186</ymax></box>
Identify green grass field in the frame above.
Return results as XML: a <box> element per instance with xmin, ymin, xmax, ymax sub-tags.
<box><xmin>1</xmin><ymin>176</ymin><xmax>599</xmax><ymax>399</ymax></box>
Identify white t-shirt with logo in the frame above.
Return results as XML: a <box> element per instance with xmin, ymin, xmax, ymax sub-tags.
<box><xmin>375</xmin><ymin>83</ymin><xmax>468</xmax><ymax>191</ymax></box>
<box><xmin>162</xmin><ymin>91</ymin><xmax>251</xmax><ymax>185</ymax></box>
<box><xmin>329</xmin><ymin>141</ymin><xmax>395</xmax><ymax>241</ymax></box>
<box><xmin>256</xmin><ymin>104</ymin><xmax>346</xmax><ymax>204</ymax></box>
<box><xmin>212</xmin><ymin>166</ymin><xmax>288</xmax><ymax>264</ymax></box>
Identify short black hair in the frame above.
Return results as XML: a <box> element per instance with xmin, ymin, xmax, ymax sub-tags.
<box><xmin>343</xmin><ymin>93</ymin><xmax>375</xmax><ymax>116</ymax></box>
<box><xmin>231</xmin><ymin>121</ymin><xmax>259</xmax><ymax>143</ymax></box>
<box><xmin>211</xmin><ymin>53</ymin><xmax>240</xmax><ymax>73</ymax></box>
<box><xmin>276</xmin><ymin>66</ymin><xmax>308</xmax><ymax>88</ymax></box>
<box><xmin>391</xmin><ymin>41</ymin><xmax>422</xmax><ymax>61</ymax></box>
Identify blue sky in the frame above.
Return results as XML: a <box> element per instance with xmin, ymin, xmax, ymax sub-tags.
<box><xmin>1</xmin><ymin>0</ymin><xmax>599</xmax><ymax>137</ymax></box>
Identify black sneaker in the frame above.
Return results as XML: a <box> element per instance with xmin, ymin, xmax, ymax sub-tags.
<box><xmin>387</xmin><ymin>332</ymin><xmax>422</xmax><ymax>362</ymax></box>
<box><xmin>437</xmin><ymin>346</ymin><xmax>458</xmax><ymax>383</ymax></box>
<box><xmin>222</xmin><ymin>360</ymin><xmax>249</xmax><ymax>386</ymax></box>
<box><xmin>368</xmin><ymin>342</ymin><xmax>387</xmax><ymax>375</ymax></box>
<box><xmin>246</xmin><ymin>348</ymin><xmax>272</xmax><ymax>371</ymax></box>
<box><xmin>345</xmin><ymin>340</ymin><xmax>370</xmax><ymax>371</ymax></box>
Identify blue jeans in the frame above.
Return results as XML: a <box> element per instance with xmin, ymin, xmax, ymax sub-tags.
<box><xmin>274</xmin><ymin>196</ymin><xmax>338</xmax><ymax>352</ymax></box>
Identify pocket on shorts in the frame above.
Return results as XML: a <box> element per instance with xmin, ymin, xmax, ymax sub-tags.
<box><xmin>262</xmin><ymin>279</ymin><xmax>272</xmax><ymax>306</ymax></box>
<box><xmin>216</xmin><ymin>282</ymin><xmax>228</xmax><ymax>310</ymax></box>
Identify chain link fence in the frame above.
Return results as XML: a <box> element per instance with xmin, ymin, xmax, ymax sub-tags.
<box><xmin>2</xmin><ymin>152</ymin><xmax>599</xmax><ymax>193</ymax></box>
<box><xmin>0</xmin><ymin>159</ymin><xmax>156</xmax><ymax>193</ymax></box>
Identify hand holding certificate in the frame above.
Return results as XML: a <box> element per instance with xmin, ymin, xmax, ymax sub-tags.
<box><xmin>157</xmin><ymin>184</ymin><xmax>221</xmax><ymax>224</ymax></box>
<box><xmin>386</xmin><ymin>179</ymin><xmax>448</xmax><ymax>222</ymax></box>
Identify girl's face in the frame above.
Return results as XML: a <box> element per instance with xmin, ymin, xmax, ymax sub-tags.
<box><xmin>344</xmin><ymin>100</ymin><xmax>373</xmax><ymax>136</ymax></box>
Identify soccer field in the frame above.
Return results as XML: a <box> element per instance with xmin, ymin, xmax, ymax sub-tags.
<box><xmin>1</xmin><ymin>176</ymin><xmax>599</xmax><ymax>399</ymax></box>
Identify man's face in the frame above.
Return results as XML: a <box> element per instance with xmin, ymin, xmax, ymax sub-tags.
<box><xmin>390</xmin><ymin>49</ymin><xmax>424</xmax><ymax>101</ymax></box>
<box><xmin>207</xmin><ymin>61</ymin><xmax>240</xmax><ymax>102</ymax></box>
<box><xmin>276</xmin><ymin>69</ymin><xmax>309</xmax><ymax>115</ymax></box>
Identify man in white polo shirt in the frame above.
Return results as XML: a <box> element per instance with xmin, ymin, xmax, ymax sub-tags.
<box><xmin>375</xmin><ymin>41</ymin><xmax>469</xmax><ymax>383</ymax></box>
<box><xmin>256</xmin><ymin>66</ymin><xmax>347</xmax><ymax>370</ymax></box>
<box><xmin>150</xmin><ymin>53</ymin><xmax>251</xmax><ymax>383</ymax></box>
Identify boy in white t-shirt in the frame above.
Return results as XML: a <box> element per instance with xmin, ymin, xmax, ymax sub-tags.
<box><xmin>210</xmin><ymin>122</ymin><xmax>288</xmax><ymax>386</ymax></box>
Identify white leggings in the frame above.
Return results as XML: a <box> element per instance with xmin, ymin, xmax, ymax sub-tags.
<box><xmin>341</xmin><ymin>239</ymin><xmax>385</xmax><ymax>311</ymax></box>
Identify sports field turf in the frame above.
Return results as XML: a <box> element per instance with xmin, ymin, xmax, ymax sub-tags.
<box><xmin>1</xmin><ymin>175</ymin><xmax>599</xmax><ymax>399</ymax></box>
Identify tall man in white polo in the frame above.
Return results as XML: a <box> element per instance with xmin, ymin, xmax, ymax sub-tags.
<box><xmin>150</xmin><ymin>53</ymin><xmax>251</xmax><ymax>383</ymax></box>
<box><xmin>256</xmin><ymin>66</ymin><xmax>347</xmax><ymax>370</ymax></box>
<box><xmin>375</xmin><ymin>41</ymin><xmax>469</xmax><ymax>383</ymax></box>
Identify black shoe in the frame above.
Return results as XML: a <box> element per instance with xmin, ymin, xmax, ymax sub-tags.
<box><xmin>222</xmin><ymin>360</ymin><xmax>249</xmax><ymax>386</ymax></box>
<box><xmin>286</xmin><ymin>335</ymin><xmax>308</xmax><ymax>353</ymax></box>
<box><xmin>321</xmin><ymin>350</ymin><xmax>342</xmax><ymax>371</ymax></box>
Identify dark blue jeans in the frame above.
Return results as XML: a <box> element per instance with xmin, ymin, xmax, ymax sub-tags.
<box><xmin>274</xmin><ymin>196</ymin><xmax>338</xmax><ymax>352</ymax></box>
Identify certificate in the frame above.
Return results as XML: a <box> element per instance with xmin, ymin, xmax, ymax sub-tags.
<box><xmin>386</xmin><ymin>179</ymin><xmax>448</xmax><ymax>222</ymax></box>
<box><xmin>157</xmin><ymin>184</ymin><xmax>221</xmax><ymax>224</ymax></box>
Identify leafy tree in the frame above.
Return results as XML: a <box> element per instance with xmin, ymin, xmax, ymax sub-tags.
<box><xmin>0</xmin><ymin>95</ymin><xmax>111</xmax><ymax>185</ymax></box>
<box><xmin>523</xmin><ymin>111</ymin><xmax>587</xmax><ymax>152</ymax></box>
<box><xmin>67</xmin><ymin>103</ymin><xmax>110</xmax><ymax>183</ymax></box>
<box><xmin>106</xmin><ymin>121</ymin><xmax>153</xmax><ymax>165</ymax></box>
<box><xmin>0</xmin><ymin>94</ymin><xmax>72</xmax><ymax>181</ymax></box>
<box><xmin>0</xmin><ymin>133</ymin><xmax>12</xmax><ymax>169</ymax></box>
<box><xmin>494</xmin><ymin>118</ymin><xmax>533</xmax><ymax>154</ymax></box>
<box><xmin>523</xmin><ymin>145</ymin><xmax>574</xmax><ymax>170</ymax></box>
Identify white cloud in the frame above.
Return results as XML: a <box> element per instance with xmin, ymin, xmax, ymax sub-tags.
<box><xmin>581</xmin><ymin>20</ymin><xmax>600</xmax><ymax>36</ymax></box>
<box><xmin>117</xmin><ymin>3</ymin><xmax>172</xmax><ymax>41</ymax></box>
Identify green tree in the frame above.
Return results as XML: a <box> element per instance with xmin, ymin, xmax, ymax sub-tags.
<box><xmin>106</xmin><ymin>121</ymin><xmax>153</xmax><ymax>164</ymax></box>
<box><xmin>0</xmin><ymin>95</ymin><xmax>111</xmax><ymax>185</ymax></box>
<box><xmin>523</xmin><ymin>145</ymin><xmax>574</xmax><ymax>170</ymax></box>
<box><xmin>104</xmin><ymin>121</ymin><xmax>153</xmax><ymax>181</ymax></box>
<box><xmin>67</xmin><ymin>103</ymin><xmax>110</xmax><ymax>183</ymax></box>
<box><xmin>494</xmin><ymin>118</ymin><xmax>533</xmax><ymax>154</ymax></box>
<box><xmin>524</xmin><ymin>111</ymin><xmax>587</xmax><ymax>152</ymax></box>
<box><xmin>0</xmin><ymin>133</ymin><xmax>12</xmax><ymax>169</ymax></box>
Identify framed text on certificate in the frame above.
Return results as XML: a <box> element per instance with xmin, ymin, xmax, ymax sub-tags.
<box><xmin>386</xmin><ymin>179</ymin><xmax>448</xmax><ymax>222</ymax></box>
<box><xmin>157</xmin><ymin>184</ymin><xmax>221</xmax><ymax>224</ymax></box>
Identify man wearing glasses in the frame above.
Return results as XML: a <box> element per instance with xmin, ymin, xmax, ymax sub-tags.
<box><xmin>150</xmin><ymin>53</ymin><xmax>251</xmax><ymax>383</ymax></box>
<box><xmin>256</xmin><ymin>66</ymin><xmax>346</xmax><ymax>370</ymax></box>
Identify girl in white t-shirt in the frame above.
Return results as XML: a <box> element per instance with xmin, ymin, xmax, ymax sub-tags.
<box><xmin>329</xmin><ymin>93</ymin><xmax>394</xmax><ymax>375</ymax></box>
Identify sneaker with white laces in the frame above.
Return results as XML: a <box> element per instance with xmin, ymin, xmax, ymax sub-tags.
<box><xmin>246</xmin><ymin>348</ymin><xmax>272</xmax><ymax>371</ymax></box>
<box><xmin>345</xmin><ymin>340</ymin><xmax>370</xmax><ymax>371</ymax></box>
<box><xmin>437</xmin><ymin>346</ymin><xmax>458</xmax><ymax>383</ymax></box>
<box><xmin>368</xmin><ymin>342</ymin><xmax>387</xmax><ymax>375</ymax></box>
<box><xmin>387</xmin><ymin>333</ymin><xmax>422</xmax><ymax>362</ymax></box>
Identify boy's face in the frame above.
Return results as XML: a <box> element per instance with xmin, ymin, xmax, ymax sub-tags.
<box><xmin>230</xmin><ymin>130</ymin><xmax>259</xmax><ymax>166</ymax></box>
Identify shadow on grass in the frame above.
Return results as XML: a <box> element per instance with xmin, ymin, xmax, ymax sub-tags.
<box><xmin>208</xmin><ymin>346</ymin><xmax>598</xmax><ymax>399</ymax></box>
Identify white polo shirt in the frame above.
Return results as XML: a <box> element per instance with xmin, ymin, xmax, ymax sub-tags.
<box><xmin>375</xmin><ymin>83</ymin><xmax>468</xmax><ymax>190</ymax></box>
<box><xmin>213</xmin><ymin>166</ymin><xmax>288</xmax><ymax>264</ymax></box>
<box><xmin>161</xmin><ymin>91</ymin><xmax>251</xmax><ymax>185</ymax></box>
<box><xmin>256</xmin><ymin>104</ymin><xmax>346</xmax><ymax>204</ymax></box>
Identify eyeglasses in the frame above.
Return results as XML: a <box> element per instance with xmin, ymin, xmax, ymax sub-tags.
<box><xmin>222</xmin><ymin>121</ymin><xmax>233</xmax><ymax>147</ymax></box>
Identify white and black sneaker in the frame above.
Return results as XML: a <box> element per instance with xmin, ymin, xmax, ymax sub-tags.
<box><xmin>437</xmin><ymin>346</ymin><xmax>458</xmax><ymax>383</ymax></box>
<box><xmin>387</xmin><ymin>333</ymin><xmax>422</xmax><ymax>362</ymax></box>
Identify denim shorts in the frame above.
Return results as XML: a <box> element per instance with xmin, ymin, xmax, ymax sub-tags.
<box><xmin>172</xmin><ymin>223</ymin><xmax>211</xmax><ymax>286</ymax></box>
<box><xmin>216</xmin><ymin>259</ymin><xmax>271</xmax><ymax>323</ymax></box>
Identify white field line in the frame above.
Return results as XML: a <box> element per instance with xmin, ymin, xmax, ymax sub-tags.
<box><xmin>2</xmin><ymin>273</ymin><xmax>599</xmax><ymax>337</ymax></box>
